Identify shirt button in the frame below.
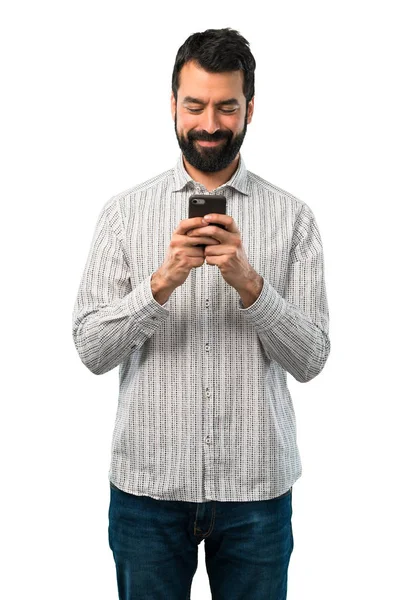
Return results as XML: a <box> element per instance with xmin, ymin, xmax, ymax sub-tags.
<box><xmin>205</xmin><ymin>343</ymin><xmax>210</xmax><ymax>352</ymax></box>
<box><xmin>205</xmin><ymin>299</ymin><xmax>210</xmax><ymax>308</ymax></box>
<box><xmin>205</xmin><ymin>435</ymin><xmax>211</xmax><ymax>444</ymax></box>
<box><xmin>205</xmin><ymin>388</ymin><xmax>211</xmax><ymax>397</ymax></box>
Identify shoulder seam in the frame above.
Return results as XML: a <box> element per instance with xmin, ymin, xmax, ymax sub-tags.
<box><xmin>109</xmin><ymin>168</ymin><xmax>174</xmax><ymax>203</ymax></box>
<box><xmin>247</xmin><ymin>171</ymin><xmax>306</xmax><ymax>206</ymax></box>
<box><xmin>102</xmin><ymin>199</ymin><xmax>130</xmax><ymax>264</ymax></box>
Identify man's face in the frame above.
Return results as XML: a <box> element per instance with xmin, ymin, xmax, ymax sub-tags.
<box><xmin>172</xmin><ymin>61</ymin><xmax>254</xmax><ymax>173</ymax></box>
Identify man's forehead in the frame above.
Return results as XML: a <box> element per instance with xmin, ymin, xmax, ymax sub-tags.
<box><xmin>178</xmin><ymin>62</ymin><xmax>245</xmax><ymax>101</ymax></box>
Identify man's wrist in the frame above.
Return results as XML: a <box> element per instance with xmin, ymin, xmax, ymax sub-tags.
<box><xmin>237</xmin><ymin>273</ymin><xmax>264</xmax><ymax>308</ymax></box>
<box><xmin>150</xmin><ymin>271</ymin><xmax>175</xmax><ymax>305</ymax></box>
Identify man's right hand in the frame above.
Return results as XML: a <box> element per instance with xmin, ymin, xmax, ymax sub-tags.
<box><xmin>151</xmin><ymin>217</ymin><xmax>220</xmax><ymax>301</ymax></box>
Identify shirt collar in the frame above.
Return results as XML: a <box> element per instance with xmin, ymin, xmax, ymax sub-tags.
<box><xmin>171</xmin><ymin>152</ymin><xmax>249</xmax><ymax>196</ymax></box>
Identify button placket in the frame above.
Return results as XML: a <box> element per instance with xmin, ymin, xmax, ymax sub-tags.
<box><xmin>202</xmin><ymin>253</ymin><xmax>214</xmax><ymax>499</ymax></box>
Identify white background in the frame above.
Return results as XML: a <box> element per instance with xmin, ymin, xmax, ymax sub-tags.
<box><xmin>1</xmin><ymin>1</ymin><xmax>399</xmax><ymax>598</ymax></box>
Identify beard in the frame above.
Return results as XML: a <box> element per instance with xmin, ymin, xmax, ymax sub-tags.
<box><xmin>174</xmin><ymin>108</ymin><xmax>248</xmax><ymax>173</ymax></box>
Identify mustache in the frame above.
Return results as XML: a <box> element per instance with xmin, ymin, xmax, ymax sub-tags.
<box><xmin>188</xmin><ymin>131</ymin><xmax>231</xmax><ymax>142</ymax></box>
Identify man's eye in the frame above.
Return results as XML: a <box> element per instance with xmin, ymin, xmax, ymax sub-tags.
<box><xmin>187</xmin><ymin>107</ymin><xmax>237</xmax><ymax>114</ymax></box>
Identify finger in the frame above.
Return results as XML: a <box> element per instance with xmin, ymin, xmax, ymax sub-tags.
<box><xmin>187</xmin><ymin>225</ymin><xmax>229</xmax><ymax>243</ymax></box>
<box><xmin>204</xmin><ymin>244</ymin><xmax>230</xmax><ymax>256</ymax></box>
<box><xmin>202</xmin><ymin>213</ymin><xmax>239</xmax><ymax>233</ymax></box>
<box><xmin>175</xmin><ymin>217</ymin><xmax>209</xmax><ymax>236</ymax></box>
<box><xmin>185</xmin><ymin>235</ymin><xmax>220</xmax><ymax>246</ymax></box>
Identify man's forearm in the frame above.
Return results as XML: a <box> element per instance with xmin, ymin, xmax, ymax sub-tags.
<box><xmin>237</xmin><ymin>271</ymin><xmax>330</xmax><ymax>383</ymax></box>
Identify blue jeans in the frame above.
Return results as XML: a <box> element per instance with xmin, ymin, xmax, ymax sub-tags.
<box><xmin>108</xmin><ymin>482</ymin><xmax>294</xmax><ymax>600</ymax></box>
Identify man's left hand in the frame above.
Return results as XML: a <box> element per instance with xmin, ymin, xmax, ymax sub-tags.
<box><xmin>187</xmin><ymin>213</ymin><xmax>259</xmax><ymax>292</ymax></box>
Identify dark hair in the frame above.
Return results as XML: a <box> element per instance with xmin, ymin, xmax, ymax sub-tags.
<box><xmin>172</xmin><ymin>28</ymin><xmax>256</xmax><ymax>107</ymax></box>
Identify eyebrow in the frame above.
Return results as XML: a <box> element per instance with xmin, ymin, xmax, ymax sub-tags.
<box><xmin>182</xmin><ymin>96</ymin><xmax>240</xmax><ymax>107</ymax></box>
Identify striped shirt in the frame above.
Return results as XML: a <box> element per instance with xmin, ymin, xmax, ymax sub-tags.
<box><xmin>72</xmin><ymin>152</ymin><xmax>330</xmax><ymax>502</ymax></box>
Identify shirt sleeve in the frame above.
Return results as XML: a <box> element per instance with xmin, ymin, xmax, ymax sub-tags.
<box><xmin>238</xmin><ymin>202</ymin><xmax>330</xmax><ymax>382</ymax></box>
<box><xmin>72</xmin><ymin>200</ymin><xmax>170</xmax><ymax>375</ymax></box>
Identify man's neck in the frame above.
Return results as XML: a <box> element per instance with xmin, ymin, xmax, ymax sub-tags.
<box><xmin>182</xmin><ymin>154</ymin><xmax>240</xmax><ymax>192</ymax></box>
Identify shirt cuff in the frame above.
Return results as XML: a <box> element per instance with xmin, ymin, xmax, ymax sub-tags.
<box><xmin>123</xmin><ymin>273</ymin><xmax>171</xmax><ymax>326</ymax></box>
<box><xmin>238</xmin><ymin>277</ymin><xmax>286</xmax><ymax>330</ymax></box>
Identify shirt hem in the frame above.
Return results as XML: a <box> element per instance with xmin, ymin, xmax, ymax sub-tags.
<box><xmin>108</xmin><ymin>472</ymin><xmax>301</xmax><ymax>503</ymax></box>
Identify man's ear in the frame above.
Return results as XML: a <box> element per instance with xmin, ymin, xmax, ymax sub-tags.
<box><xmin>171</xmin><ymin>91</ymin><xmax>176</xmax><ymax>121</ymax></box>
<box><xmin>246</xmin><ymin>96</ymin><xmax>255</xmax><ymax>124</ymax></box>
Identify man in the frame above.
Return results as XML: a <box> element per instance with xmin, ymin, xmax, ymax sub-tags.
<box><xmin>72</xmin><ymin>28</ymin><xmax>330</xmax><ymax>600</ymax></box>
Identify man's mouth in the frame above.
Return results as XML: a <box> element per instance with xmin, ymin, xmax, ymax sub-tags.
<box><xmin>196</xmin><ymin>140</ymin><xmax>224</xmax><ymax>147</ymax></box>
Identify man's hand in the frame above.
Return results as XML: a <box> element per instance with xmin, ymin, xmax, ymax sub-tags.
<box><xmin>151</xmin><ymin>217</ymin><xmax>220</xmax><ymax>296</ymax></box>
<box><xmin>187</xmin><ymin>213</ymin><xmax>262</xmax><ymax>297</ymax></box>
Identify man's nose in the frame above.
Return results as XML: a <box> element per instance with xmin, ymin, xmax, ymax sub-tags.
<box><xmin>200</xmin><ymin>108</ymin><xmax>220</xmax><ymax>135</ymax></box>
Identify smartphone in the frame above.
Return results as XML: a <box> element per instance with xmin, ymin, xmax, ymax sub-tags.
<box><xmin>188</xmin><ymin>194</ymin><xmax>227</xmax><ymax>249</ymax></box>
